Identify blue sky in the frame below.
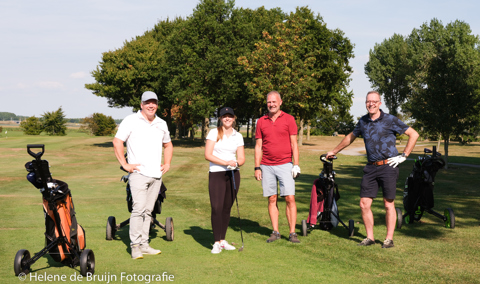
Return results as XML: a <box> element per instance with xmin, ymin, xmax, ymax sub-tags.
<box><xmin>1</xmin><ymin>0</ymin><xmax>478</xmax><ymax>119</ymax></box>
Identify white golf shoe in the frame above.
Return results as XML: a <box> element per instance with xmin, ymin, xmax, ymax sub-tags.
<box><xmin>220</xmin><ymin>240</ymin><xmax>236</xmax><ymax>251</ymax></box>
<box><xmin>211</xmin><ymin>242</ymin><xmax>222</xmax><ymax>254</ymax></box>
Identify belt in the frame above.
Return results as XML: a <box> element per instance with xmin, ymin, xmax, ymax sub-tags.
<box><xmin>369</xmin><ymin>159</ymin><xmax>389</xmax><ymax>166</ymax></box>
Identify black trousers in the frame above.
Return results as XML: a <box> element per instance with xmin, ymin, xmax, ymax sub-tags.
<box><xmin>209</xmin><ymin>170</ymin><xmax>240</xmax><ymax>242</ymax></box>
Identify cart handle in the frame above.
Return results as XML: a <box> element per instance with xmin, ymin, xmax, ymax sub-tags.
<box><xmin>27</xmin><ymin>144</ymin><xmax>45</xmax><ymax>160</ymax></box>
<box><xmin>320</xmin><ymin>154</ymin><xmax>336</xmax><ymax>163</ymax></box>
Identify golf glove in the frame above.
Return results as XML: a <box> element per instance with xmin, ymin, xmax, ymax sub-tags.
<box><xmin>387</xmin><ymin>155</ymin><xmax>406</xmax><ymax>168</ymax></box>
<box><xmin>227</xmin><ymin>162</ymin><xmax>238</xmax><ymax>171</ymax></box>
<box><xmin>291</xmin><ymin>165</ymin><xmax>301</xmax><ymax>179</ymax></box>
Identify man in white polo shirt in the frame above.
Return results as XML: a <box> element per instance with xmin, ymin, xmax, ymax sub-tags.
<box><xmin>113</xmin><ymin>91</ymin><xmax>173</xmax><ymax>259</ymax></box>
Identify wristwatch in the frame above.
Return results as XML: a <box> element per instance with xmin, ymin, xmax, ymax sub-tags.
<box><xmin>401</xmin><ymin>153</ymin><xmax>407</xmax><ymax>158</ymax></box>
<box><xmin>254</xmin><ymin>167</ymin><xmax>261</xmax><ymax>171</ymax></box>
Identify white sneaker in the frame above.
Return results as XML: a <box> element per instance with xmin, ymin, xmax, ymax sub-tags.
<box><xmin>131</xmin><ymin>245</ymin><xmax>144</xmax><ymax>259</ymax></box>
<box><xmin>220</xmin><ymin>240</ymin><xmax>236</xmax><ymax>251</ymax></box>
<box><xmin>140</xmin><ymin>244</ymin><xmax>161</xmax><ymax>255</ymax></box>
<box><xmin>211</xmin><ymin>242</ymin><xmax>222</xmax><ymax>254</ymax></box>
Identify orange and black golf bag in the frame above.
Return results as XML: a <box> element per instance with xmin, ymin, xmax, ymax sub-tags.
<box><xmin>14</xmin><ymin>144</ymin><xmax>95</xmax><ymax>277</ymax></box>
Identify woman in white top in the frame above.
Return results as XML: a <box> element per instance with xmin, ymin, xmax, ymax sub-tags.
<box><xmin>205</xmin><ymin>107</ymin><xmax>245</xmax><ymax>254</ymax></box>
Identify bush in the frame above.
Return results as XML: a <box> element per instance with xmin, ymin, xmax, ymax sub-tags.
<box><xmin>81</xmin><ymin>113</ymin><xmax>117</xmax><ymax>136</ymax></box>
<box><xmin>42</xmin><ymin>107</ymin><xmax>67</xmax><ymax>136</ymax></box>
<box><xmin>20</xmin><ymin>116</ymin><xmax>43</xmax><ymax>135</ymax></box>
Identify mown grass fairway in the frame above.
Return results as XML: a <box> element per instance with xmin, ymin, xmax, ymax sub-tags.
<box><xmin>1</xmin><ymin>130</ymin><xmax>479</xmax><ymax>283</ymax></box>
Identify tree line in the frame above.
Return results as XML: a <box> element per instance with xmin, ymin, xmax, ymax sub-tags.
<box><xmin>365</xmin><ymin>18</ymin><xmax>480</xmax><ymax>167</ymax></box>
<box><xmin>0</xmin><ymin>112</ymin><xmax>29</xmax><ymax>121</ymax></box>
<box><xmin>84</xmin><ymin>0</ymin><xmax>355</xmax><ymax>144</ymax></box>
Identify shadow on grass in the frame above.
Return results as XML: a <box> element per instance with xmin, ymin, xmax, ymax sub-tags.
<box><xmin>397</xmin><ymin>221</ymin><xmax>453</xmax><ymax>240</ymax></box>
<box><xmin>292</xmin><ymin>162</ymin><xmax>458</xmax><ymax>242</ymax></box>
<box><xmin>447</xmin><ymin>155</ymin><xmax>480</xmax><ymax>166</ymax></box>
<box><xmin>93</xmin><ymin>141</ymin><xmax>113</xmax><ymax>148</ymax></box>
<box><xmin>184</xmin><ymin>226</ymin><xmax>213</xmax><ymax>249</ymax></box>
<box><xmin>229</xmin><ymin>216</ymin><xmax>272</xmax><ymax>237</ymax></box>
<box><xmin>106</xmin><ymin>216</ymin><xmax>168</xmax><ymax>255</ymax></box>
<box><xmin>25</xmin><ymin>254</ymin><xmax>66</xmax><ymax>275</ymax></box>
<box><xmin>92</xmin><ymin>138</ymin><xmax>206</xmax><ymax>149</ymax></box>
<box><xmin>27</xmin><ymin>250</ymin><xmax>86</xmax><ymax>275</ymax></box>
<box><xmin>300</xmin><ymin>219</ymin><xmax>362</xmax><ymax>244</ymax></box>
<box><xmin>171</xmin><ymin>138</ymin><xmax>205</xmax><ymax>148</ymax></box>
<box><xmin>185</xmin><ymin>218</ymin><xmax>273</xmax><ymax>249</ymax></box>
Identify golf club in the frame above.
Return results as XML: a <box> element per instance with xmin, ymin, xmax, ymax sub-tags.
<box><xmin>231</xmin><ymin>169</ymin><xmax>244</xmax><ymax>252</ymax></box>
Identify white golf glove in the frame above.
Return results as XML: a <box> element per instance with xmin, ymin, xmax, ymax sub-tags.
<box><xmin>227</xmin><ymin>162</ymin><xmax>238</xmax><ymax>171</ymax></box>
<box><xmin>291</xmin><ymin>165</ymin><xmax>301</xmax><ymax>179</ymax></box>
<box><xmin>387</xmin><ymin>155</ymin><xmax>406</xmax><ymax>168</ymax></box>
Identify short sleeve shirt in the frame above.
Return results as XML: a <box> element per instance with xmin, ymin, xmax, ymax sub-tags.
<box><xmin>255</xmin><ymin>111</ymin><xmax>298</xmax><ymax>166</ymax></box>
<box><xmin>115</xmin><ymin>111</ymin><xmax>171</xmax><ymax>178</ymax></box>
<box><xmin>206</xmin><ymin>128</ymin><xmax>244</xmax><ymax>172</ymax></box>
<box><xmin>352</xmin><ymin>110</ymin><xmax>409</xmax><ymax>163</ymax></box>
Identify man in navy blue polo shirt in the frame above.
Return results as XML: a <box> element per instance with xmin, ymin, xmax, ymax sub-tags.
<box><xmin>327</xmin><ymin>91</ymin><xmax>419</xmax><ymax>248</ymax></box>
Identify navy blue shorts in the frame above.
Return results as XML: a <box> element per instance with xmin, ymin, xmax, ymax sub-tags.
<box><xmin>360</xmin><ymin>164</ymin><xmax>399</xmax><ymax>200</ymax></box>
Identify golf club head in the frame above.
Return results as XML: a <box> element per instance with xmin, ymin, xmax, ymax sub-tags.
<box><xmin>238</xmin><ymin>246</ymin><xmax>244</xmax><ymax>252</ymax></box>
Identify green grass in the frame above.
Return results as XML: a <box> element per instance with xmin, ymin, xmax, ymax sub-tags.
<box><xmin>1</xmin><ymin>133</ymin><xmax>480</xmax><ymax>283</ymax></box>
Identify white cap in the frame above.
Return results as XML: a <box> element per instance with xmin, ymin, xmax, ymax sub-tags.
<box><xmin>141</xmin><ymin>91</ymin><xmax>158</xmax><ymax>102</ymax></box>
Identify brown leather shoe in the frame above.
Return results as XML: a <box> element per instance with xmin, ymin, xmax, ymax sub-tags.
<box><xmin>289</xmin><ymin>233</ymin><xmax>300</xmax><ymax>243</ymax></box>
<box><xmin>266</xmin><ymin>231</ymin><xmax>281</xmax><ymax>243</ymax></box>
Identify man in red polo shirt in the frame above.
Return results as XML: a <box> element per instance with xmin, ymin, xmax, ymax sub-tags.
<box><xmin>255</xmin><ymin>91</ymin><xmax>301</xmax><ymax>243</ymax></box>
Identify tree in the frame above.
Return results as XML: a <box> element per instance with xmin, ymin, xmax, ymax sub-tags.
<box><xmin>86</xmin><ymin>33</ymin><xmax>159</xmax><ymax>109</ymax></box>
<box><xmin>164</xmin><ymin>0</ymin><xmax>254</xmax><ymax>140</ymax></box>
<box><xmin>81</xmin><ymin>113</ymin><xmax>117</xmax><ymax>136</ymax></box>
<box><xmin>85</xmin><ymin>3</ymin><xmax>353</xmax><ymax>144</ymax></box>
<box><xmin>310</xmin><ymin>93</ymin><xmax>355</xmax><ymax>136</ymax></box>
<box><xmin>406</xmin><ymin>19</ymin><xmax>480</xmax><ymax>168</ymax></box>
<box><xmin>238</xmin><ymin>7</ymin><xmax>354</xmax><ymax>145</ymax></box>
<box><xmin>85</xmin><ymin>18</ymin><xmax>185</xmax><ymax>132</ymax></box>
<box><xmin>20</xmin><ymin>116</ymin><xmax>43</xmax><ymax>135</ymax></box>
<box><xmin>364</xmin><ymin>34</ymin><xmax>411</xmax><ymax>116</ymax></box>
<box><xmin>42</xmin><ymin>107</ymin><xmax>67</xmax><ymax>136</ymax></box>
<box><xmin>225</xmin><ymin>6</ymin><xmax>285</xmax><ymax>137</ymax></box>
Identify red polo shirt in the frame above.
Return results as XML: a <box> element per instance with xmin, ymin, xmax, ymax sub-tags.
<box><xmin>255</xmin><ymin>111</ymin><xmax>298</xmax><ymax>165</ymax></box>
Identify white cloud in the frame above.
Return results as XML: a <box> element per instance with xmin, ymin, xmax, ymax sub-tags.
<box><xmin>70</xmin><ymin>71</ymin><xmax>88</xmax><ymax>79</ymax></box>
<box><xmin>37</xmin><ymin>81</ymin><xmax>63</xmax><ymax>89</ymax></box>
<box><xmin>16</xmin><ymin>83</ymin><xmax>29</xmax><ymax>89</ymax></box>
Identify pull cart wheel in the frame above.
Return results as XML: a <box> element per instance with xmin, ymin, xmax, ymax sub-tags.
<box><xmin>14</xmin><ymin>249</ymin><xmax>31</xmax><ymax>276</ymax></box>
<box><xmin>444</xmin><ymin>208</ymin><xmax>455</xmax><ymax>229</ymax></box>
<box><xmin>348</xmin><ymin>219</ymin><xmax>355</xmax><ymax>237</ymax></box>
<box><xmin>165</xmin><ymin>217</ymin><xmax>174</xmax><ymax>241</ymax></box>
<box><xmin>301</xmin><ymin>220</ymin><xmax>308</xmax><ymax>237</ymax></box>
<box><xmin>80</xmin><ymin>249</ymin><xmax>95</xmax><ymax>276</ymax></box>
<box><xmin>395</xmin><ymin>208</ymin><xmax>403</xmax><ymax>229</ymax></box>
<box><xmin>106</xmin><ymin>216</ymin><xmax>116</xmax><ymax>240</ymax></box>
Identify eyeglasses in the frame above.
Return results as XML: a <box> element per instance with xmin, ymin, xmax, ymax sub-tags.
<box><xmin>366</xmin><ymin>100</ymin><xmax>380</xmax><ymax>105</ymax></box>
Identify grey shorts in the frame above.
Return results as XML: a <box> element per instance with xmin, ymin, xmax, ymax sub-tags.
<box><xmin>261</xmin><ymin>163</ymin><xmax>295</xmax><ymax>197</ymax></box>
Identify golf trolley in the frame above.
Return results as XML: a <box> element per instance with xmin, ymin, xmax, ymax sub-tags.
<box><xmin>105</xmin><ymin>156</ymin><xmax>174</xmax><ymax>242</ymax></box>
<box><xmin>302</xmin><ymin>154</ymin><xmax>355</xmax><ymax>237</ymax></box>
<box><xmin>14</xmin><ymin>144</ymin><xmax>95</xmax><ymax>277</ymax></box>
<box><xmin>396</xmin><ymin>146</ymin><xmax>455</xmax><ymax>229</ymax></box>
